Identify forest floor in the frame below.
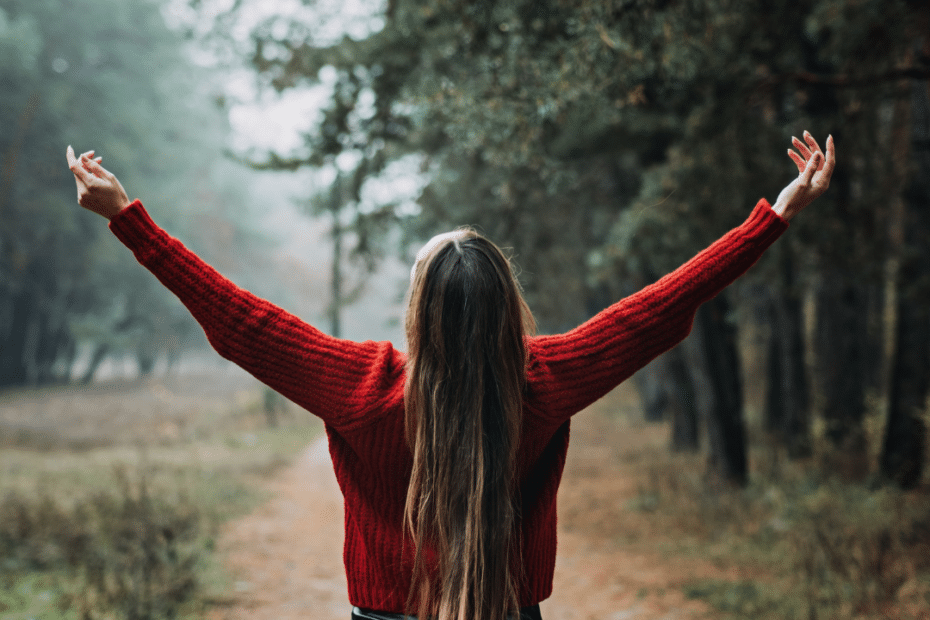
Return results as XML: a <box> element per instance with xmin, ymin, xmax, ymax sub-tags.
<box><xmin>202</xmin><ymin>382</ymin><xmax>743</xmax><ymax>620</ymax></box>
<box><xmin>4</xmin><ymin>369</ymin><xmax>927</xmax><ymax>619</ymax></box>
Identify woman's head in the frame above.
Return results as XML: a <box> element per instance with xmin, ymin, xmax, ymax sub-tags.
<box><xmin>405</xmin><ymin>228</ymin><xmax>534</xmax><ymax>363</ymax></box>
<box><xmin>403</xmin><ymin>228</ymin><xmax>535</xmax><ymax>620</ymax></box>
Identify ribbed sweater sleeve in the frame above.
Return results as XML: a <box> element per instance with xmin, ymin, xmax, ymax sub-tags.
<box><xmin>525</xmin><ymin>199</ymin><xmax>788</xmax><ymax>422</ymax></box>
<box><xmin>108</xmin><ymin>200</ymin><xmax>405</xmax><ymax>430</ymax></box>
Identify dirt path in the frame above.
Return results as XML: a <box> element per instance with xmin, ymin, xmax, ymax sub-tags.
<box><xmin>208</xmin><ymin>386</ymin><xmax>725</xmax><ymax>620</ymax></box>
<box><xmin>208</xmin><ymin>436</ymin><xmax>349</xmax><ymax>620</ymax></box>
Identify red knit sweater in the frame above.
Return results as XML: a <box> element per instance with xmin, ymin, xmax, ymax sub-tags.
<box><xmin>109</xmin><ymin>198</ymin><xmax>787</xmax><ymax>611</ymax></box>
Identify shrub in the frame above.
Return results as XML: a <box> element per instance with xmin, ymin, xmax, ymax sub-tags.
<box><xmin>636</xmin><ymin>456</ymin><xmax>930</xmax><ymax>619</ymax></box>
<box><xmin>0</xmin><ymin>468</ymin><xmax>207</xmax><ymax>619</ymax></box>
<box><xmin>788</xmin><ymin>484</ymin><xmax>930</xmax><ymax>618</ymax></box>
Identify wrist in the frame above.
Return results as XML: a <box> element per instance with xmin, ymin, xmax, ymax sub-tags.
<box><xmin>105</xmin><ymin>201</ymin><xmax>131</xmax><ymax>220</ymax></box>
<box><xmin>771</xmin><ymin>199</ymin><xmax>790</xmax><ymax>220</ymax></box>
<box><xmin>106</xmin><ymin>194</ymin><xmax>132</xmax><ymax>220</ymax></box>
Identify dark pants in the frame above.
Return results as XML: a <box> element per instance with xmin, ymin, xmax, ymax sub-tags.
<box><xmin>352</xmin><ymin>604</ymin><xmax>542</xmax><ymax>620</ymax></box>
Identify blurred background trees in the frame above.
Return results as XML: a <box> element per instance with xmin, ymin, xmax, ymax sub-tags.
<box><xmin>208</xmin><ymin>0</ymin><xmax>928</xmax><ymax>488</ymax></box>
<box><xmin>0</xmin><ymin>0</ymin><xmax>260</xmax><ymax>387</ymax></box>
<box><xmin>1</xmin><ymin>0</ymin><xmax>927</xmax><ymax>489</ymax></box>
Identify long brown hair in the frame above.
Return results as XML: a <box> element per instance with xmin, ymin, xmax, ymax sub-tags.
<box><xmin>404</xmin><ymin>228</ymin><xmax>535</xmax><ymax>620</ymax></box>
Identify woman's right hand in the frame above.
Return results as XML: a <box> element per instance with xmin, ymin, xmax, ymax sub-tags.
<box><xmin>771</xmin><ymin>131</ymin><xmax>835</xmax><ymax>221</ymax></box>
<box><xmin>66</xmin><ymin>145</ymin><xmax>131</xmax><ymax>220</ymax></box>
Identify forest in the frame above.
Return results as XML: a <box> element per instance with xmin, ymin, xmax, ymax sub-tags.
<box><xmin>6</xmin><ymin>0</ymin><xmax>924</xmax><ymax>483</ymax></box>
<box><xmin>1</xmin><ymin>0</ymin><xmax>929</xmax><ymax>616</ymax></box>
<box><xmin>188</xmin><ymin>0</ymin><xmax>930</xmax><ymax>490</ymax></box>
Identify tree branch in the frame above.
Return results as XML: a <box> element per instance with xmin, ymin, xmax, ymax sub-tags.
<box><xmin>765</xmin><ymin>66</ymin><xmax>930</xmax><ymax>89</ymax></box>
<box><xmin>223</xmin><ymin>148</ymin><xmax>319</xmax><ymax>171</ymax></box>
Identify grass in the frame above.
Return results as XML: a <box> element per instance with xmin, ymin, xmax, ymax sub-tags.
<box><xmin>0</xmin><ymin>371</ymin><xmax>322</xmax><ymax>619</ymax></box>
<box><xmin>628</xmin><ymin>426</ymin><xmax>930</xmax><ymax>620</ymax></box>
<box><xmin>5</xmin><ymin>370</ymin><xmax>926</xmax><ymax>619</ymax></box>
<box><xmin>574</xmin><ymin>379</ymin><xmax>930</xmax><ymax>620</ymax></box>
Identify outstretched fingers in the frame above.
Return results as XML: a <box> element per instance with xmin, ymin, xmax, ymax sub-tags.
<box><xmin>796</xmin><ymin>131</ymin><xmax>834</xmax><ymax>200</ymax></box>
<box><xmin>802</xmin><ymin>131</ymin><xmax>823</xmax><ymax>165</ymax></box>
<box><xmin>788</xmin><ymin>131</ymin><xmax>833</xmax><ymax>179</ymax></box>
<box><xmin>79</xmin><ymin>151</ymin><xmax>105</xmax><ymax>178</ymax></box>
<box><xmin>788</xmin><ymin>149</ymin><xmax>807</xmax><ymax>173</ymax></box>
<box><xmin>81</xmin><ymin>156</ymin><xmax>111</xmax><ymax>179</ymax></box>
<box><xmin>821</xmin><ymin>135</ymin><xmax>836</xmax><ymax>179</ymax></box>
<box><xmin>773</xmin><ymin>131</ymin><xmax>836</xmax><ymax>220</ymax></box>
<box><xmin>67</xmin><ymin>146</ymin><xmax>95</xmax><ymax>186</ymax></box>
<box><xmin>792</xmin><ymin>136</ymin><xmax>813</xmax><ymax>161</ymax></box>
<box><xmin>801</xmin><ymin>151</ymin><xmax>822</xmax><ymax>186</ymax></box>
<box><xmin>66</xmin><ymin>145</ymin><xmax>79</xmax><ymax>171</ymax></box>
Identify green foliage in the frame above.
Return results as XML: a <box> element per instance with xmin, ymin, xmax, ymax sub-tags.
<box><xmin>218</xmin><ymin>0</ymin><xmax>926</xmax><ymax>329</ymax></box>
<box><xmin>638</xmin><ymin>451</ymin><xmax>930</xmax><ymax>619</ymax></box>
<box><xmin>0</xmin><ymin>471</ymin><xmax>205</xmax><ymax>619</ymax></box>
<box><xmin>213</xmin><ymin>0</ymin><xmax>930</xmax><ymax>483</ymax></box>
<box><xmin>787</xmin><ymin>483</ymin><xmax>930</xmax><ymax>618</ymax></box>
<box><xmin>685</xmin><ymin>579</ymin><xmax>793</xmax><ymax>618</ymax></box>
<box><xmin>0</xmin><ymin>6</ymin><xmax>41</xmax><ymax>72</ymax></box>
<box><xmin>0</xmin><ymin>376</ymin><xmax>325</xmax><ymax>618</ymax></box>
<box><xmin>0</xmin><ymin>0</ymin><xmax>246</xmax><ymax>387</ymax></box>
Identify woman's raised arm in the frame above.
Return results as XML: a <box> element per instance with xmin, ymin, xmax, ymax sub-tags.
<box><xmin>66</xmin><ymin>147</ymin><xmax>406</xmax><ymax>431</ymax></box>
<box><xmin>523</xmin><ymin>133</ymin><xmax>835</xmax><ymax>424</ymax></box>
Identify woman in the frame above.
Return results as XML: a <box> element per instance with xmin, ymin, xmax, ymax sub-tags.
<box><xmin>66</xmin><ymin>132</ymin><xmax>834</xmax><ymax>620</ymax></box>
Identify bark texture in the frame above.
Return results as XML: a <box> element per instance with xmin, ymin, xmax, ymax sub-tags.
<box><xmin>696</xmin><ymin>294</ymin><xmax>748</xmax><ymax>487</ymax></box>
<box><xmin>764</xmin><ymin>255</ymin><xmax>812</xmax><ymax>459</ymax></box>
<box><xmin>667</xmin><ymin>345</ymin><xmax>700</xmax><ymax>452</ymax></box>
<box><xmin>881</xmin><ymin>77</ymin><xmax>930</xmax><ymax>489</ymax></box>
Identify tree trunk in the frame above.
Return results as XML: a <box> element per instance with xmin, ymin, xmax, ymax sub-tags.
<box><xmin>33</xmin><ymin>310</ymin><xmax>58</xmax><ymax>384</ymax></box>
<box><xmin>1</xmin><ymin>265</ymin><xmax>76</xmax><ymax>387</ymax></box>
<box><xmin>882</xmin><ymin>282</ymin><xmax>929</xmax><ymax>488</ymax></box>
<box><xmin>0</xmin><ymin>286</ymin><xmax>32</xmax><ymax>388</ymax></box>
<box><xmin>764</xmin><ymin>255</ymin><xmax>812</xmax><ymax>459</ymax></box>
<box><xmin>329</xmin><ymin>172</ymin><xmax>343</xmax><ymax>339</ymax></box>
<box><xmin>42</xmin><ymin>288</ymin><xmax>78</xmax><ymax>384</ymax></box>
<box><xmin>79</xmin><ymin>343</ymin><xmax>109</xmax><ymax>385</ymax></box>
<box><xmin>33</xmin><ymin>289</ymin><xmax>71</xmax><ymax>385</ymax></box>
<box><xmin>667</xmin><ymin>345</ymin><xmax>700</xmax><ymax>452</ymax></box>
<box><xmin>60</xmin><ymin>335</ymin><xmax>78</xmax><ymax>383</ymax></box>
<box><xmin>696</xmin><ymin>294</ymin><xmax>748</xmax><ymax>487</ymax></box>
<box><xmin>881</xmin><ymin>77</ymin><xmax>930</xmax><ymax>489</ymax></box>
<box><xmin>632</xmin><ymin>356</ymin><xmax>669</xmax><ymax>423</ymax></box>
<box><xmin>863</xmin><ymin>281</ymin><xmax>887</xmax><ymax>394</ymax></box>
<box><xmin>763</xmin><ymin>317</ymin><xmax>783</xmax><ymax>435</ymax></box>
<box><xmin>137</xmin><ymin>346</ymin><xmax>157</xmax><ymax>377</ymax></box>
<box><xmin>263</xmin><ymin>387</ymin><xmax>286</xmax><ymax>428</ymax></box>
<box><xmin>815</xmin><ymin>272</ymin><xmax>869</xmax><ymax>478</ymax></box>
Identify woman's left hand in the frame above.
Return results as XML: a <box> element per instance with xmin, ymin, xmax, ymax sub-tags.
<box><xmin>66</xmin><ymin>146</ymin><xmax>131</xmax><ymax>220</ymax></box>
<box><xmin>772</xmin><ymin>131</ymin><xmax>835</xmax><ymax>221</ymax></box>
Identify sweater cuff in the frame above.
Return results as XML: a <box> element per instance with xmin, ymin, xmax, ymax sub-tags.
<box><xmin>108</xmin><ymin>199</ymin><xmax>171</xmax><ymax>260</ymax></box>
<box><xmin>746</xmin><ymin>198</ymin><xmax>789</xmax><ymax>244</ymax></box>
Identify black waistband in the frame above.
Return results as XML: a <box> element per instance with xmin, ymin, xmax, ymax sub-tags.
<box><xmin>352</xmin><ymin>604</ymin><xmax>542</xmax><ymax>620</ymax></box>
